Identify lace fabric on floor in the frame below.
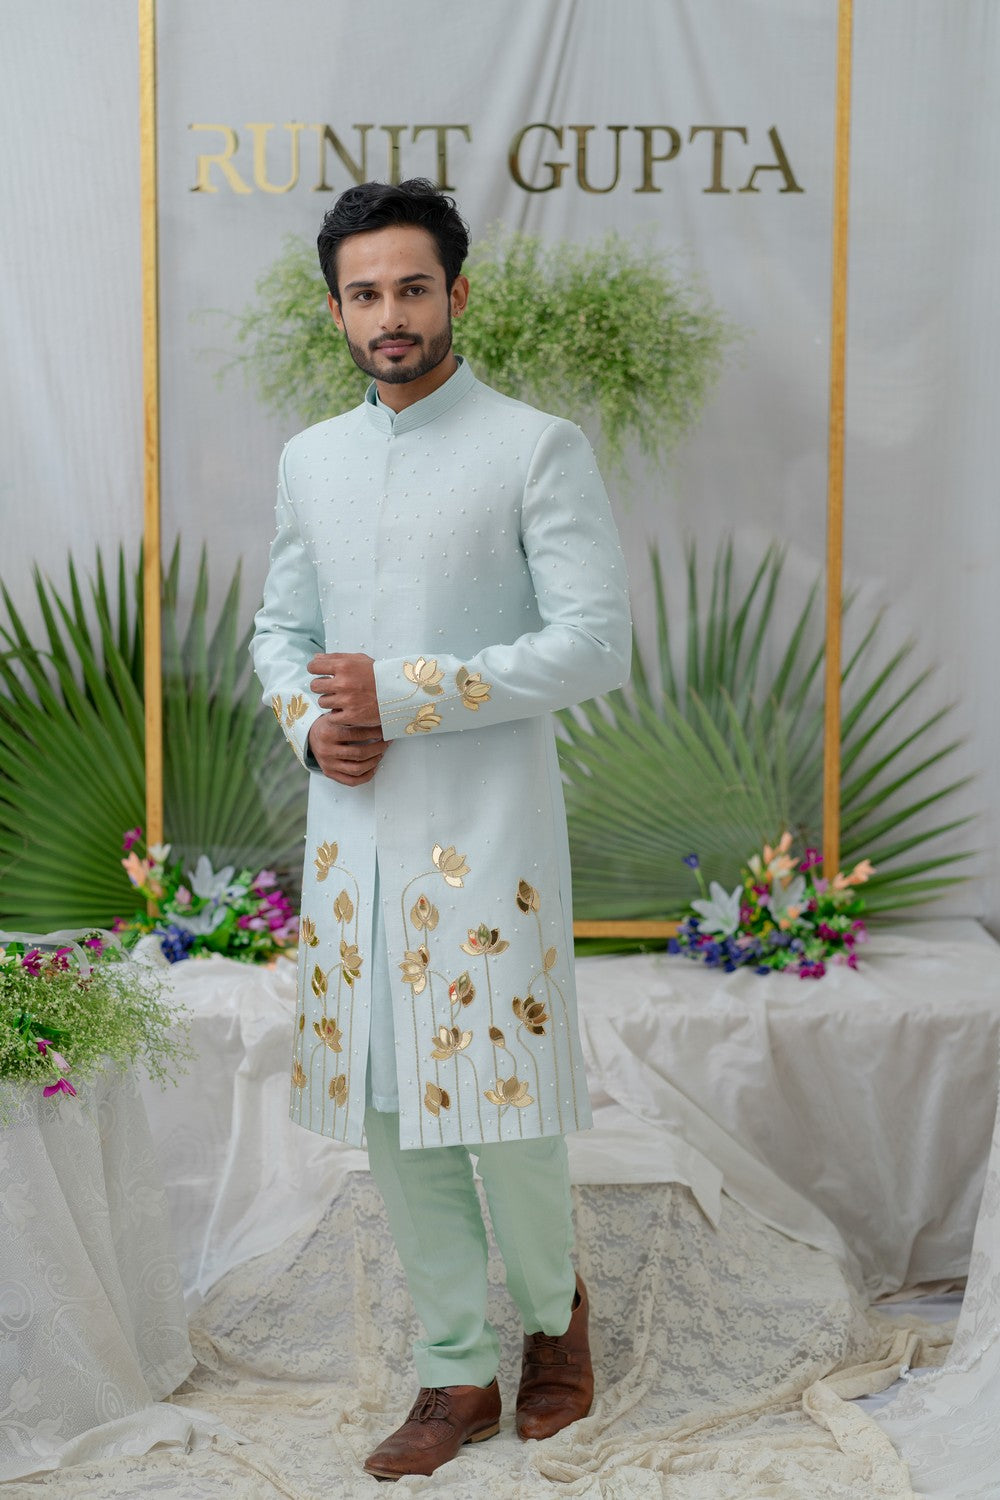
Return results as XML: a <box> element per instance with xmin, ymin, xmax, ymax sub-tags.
<box><xmin>8</xmin><ymin>1174</ymin><xmax>950</xmax><ymax>1499</ymax></box>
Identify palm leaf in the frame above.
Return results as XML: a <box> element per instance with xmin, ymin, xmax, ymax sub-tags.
<box><xmin>0</xmin><ymin>547</ymin><xmax>307</xmax><ymax>928</ymax></box>
<box><xmin>559</xmin><ymin>539</ymin><xmax>973</xmax><ymax>939</ymax></box>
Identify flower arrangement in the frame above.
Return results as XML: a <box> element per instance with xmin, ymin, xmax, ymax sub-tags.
<box><xmin>116</xmin><ymin>829</ymin><xmax>298</xmax><ymax>964</ymax></box>
<box><xmin>669</xmin><ymin>833</ymin><xmax>873</xmax><ymax>979</ymax></box>
<box><xmin>0</xmin><ymin>933</ymin><xmax>189</xmax><ymax>1109</ymax></box>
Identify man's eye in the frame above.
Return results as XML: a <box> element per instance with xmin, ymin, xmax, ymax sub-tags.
<box><xmin>405</xmin><ymin>285</ymin><xmax>426</xmax><ymax>295</ymax></box>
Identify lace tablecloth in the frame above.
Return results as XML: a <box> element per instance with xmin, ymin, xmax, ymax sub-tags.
<box><xmin>0</xmin><ymin>1067</ymin><xmax>196</xmax><ymax>1482</ymax></box>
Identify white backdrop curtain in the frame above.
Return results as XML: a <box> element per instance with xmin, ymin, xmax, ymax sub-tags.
<box><xmin>1</xmin><ymin>0</ymin><xmax>997</xmax><ymax>926</ymax></box>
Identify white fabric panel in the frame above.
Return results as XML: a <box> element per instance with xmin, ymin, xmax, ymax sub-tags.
<box><xmin>0</xmin><ymin>2</ymin><xmax>997</xmax><ymax>926</ymax></box>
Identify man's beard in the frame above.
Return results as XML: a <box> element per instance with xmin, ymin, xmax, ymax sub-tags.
<box><xmin>344</xmin><ymin>319</ymin><xmax>453</xmax><ymax>385</ymax></box>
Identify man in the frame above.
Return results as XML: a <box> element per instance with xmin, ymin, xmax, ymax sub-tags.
<box><xmin>251</xmin><ymin>178</ymin><xmax>630</xmax><ymax>1480</ymax></box>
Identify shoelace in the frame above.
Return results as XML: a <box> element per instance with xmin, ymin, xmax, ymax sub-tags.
<box><xmin>408</xmin><ymin>1388</ymin><xmax>456</xmax><ymax>1423</ymax></box>
<box><xmin>524</xmin><ymin>1332</ymin><xmax>570</xmax><ymax>1365</ymax></box>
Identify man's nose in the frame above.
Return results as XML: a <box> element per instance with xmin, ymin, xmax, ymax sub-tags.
<box><xmin>380</xmin><ymin>294</ymin><xmax>406</xmax><ymax>329</ymax></box>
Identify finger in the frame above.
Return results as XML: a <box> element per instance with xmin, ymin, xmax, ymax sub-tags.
<box><xmin>311</xmin><ymin>677</ymin><xmax>334</xmax><ymax>696</ymax></box>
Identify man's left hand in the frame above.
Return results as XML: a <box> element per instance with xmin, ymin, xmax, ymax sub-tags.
<box><xmin>308</xmin><ymin>652</ymin><xmax>381</xmax><ymax>726</ymax></box>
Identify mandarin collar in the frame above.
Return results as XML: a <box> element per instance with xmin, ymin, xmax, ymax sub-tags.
<box><xmin>363</xmin><ymin>356</ymin><xmax>476</xmax><ymax>434</ymax></box>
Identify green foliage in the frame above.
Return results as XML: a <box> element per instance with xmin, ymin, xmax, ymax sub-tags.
<box><xmin>560</xmin><ymin>540</ymin><xmax>973</xmax><ymax>939</ymax></box>
<box><xmin>0</xmin><ymin>548</ymin><xmax>306</xmax><ymax>930</ymax></box>
<box><xmin>0</xmin><ymin>939</ymin><xmax>191</xmax><ymax>1104</ymax></box>
<box><xmin>231</xmin><ymin>230</ymin><xmax>732</xmax><ymax>471</ymax></box>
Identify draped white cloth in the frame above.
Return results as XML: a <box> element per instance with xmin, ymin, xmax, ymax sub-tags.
<box><xmin>875</xmin><ymin>1043</ymin><xmax>1000</xmax><ymax>1496</ymax></box>
<box><xmin>0</xmin><ymin>1067</ymin><xmax>200</xmax><ymax>1482</ymax></box>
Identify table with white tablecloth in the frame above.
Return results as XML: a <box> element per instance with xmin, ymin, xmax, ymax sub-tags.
<box><xmin>0</xmin><ymin>1066</ymin><xmax>200</xmax><ymax>1482</ymax></box>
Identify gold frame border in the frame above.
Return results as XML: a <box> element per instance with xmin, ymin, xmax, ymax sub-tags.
<box><xmin>137</xmin><ymin>3</ymin><xmax>852</xmax><ymax>937</ymax></box>
<box><xmin>139</xmin><ymin>0</ymin><xmax>164</xmax><ymax>849</ymax></box>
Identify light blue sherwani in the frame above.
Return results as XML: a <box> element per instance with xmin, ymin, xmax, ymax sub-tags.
<box><xmin>251</xmin><ymin>359</ymin><xmax>630</xmax><ymax>1151</ymax></box>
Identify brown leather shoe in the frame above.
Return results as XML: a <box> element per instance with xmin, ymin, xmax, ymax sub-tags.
<box><xmin>363</xmin><ymin>1379</ymin><xmax>501</xmax><ymax>1480</ymax></box>
<box><xmin>516</xmin><ymin>1274</ymin><xmax>594</xmax><ymax>1441</ymax></box>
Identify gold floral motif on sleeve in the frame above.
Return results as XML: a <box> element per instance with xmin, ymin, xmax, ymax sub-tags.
<box><xmin>403</xmin><ymin>658</ymin><xmax>445</xmax><ymax>695</ymax></box>
<box><xmin>285</xmin><ymin>693</ymin><xmax>309</xmax><ymax>728</ymax></box>
<box><xmin>456</xmin><ymin>666</ymin><xmax>491</xmax><ymax>711</ymax></box>
<box><xmin>406</xmin><ymin>704</ymin><xmax>442</xmax><ymax>734</ymax></box>
<box><xmin>271</xmin><ymin>694</ymin><xmax>283</xmax><ymax>722</ymax></box>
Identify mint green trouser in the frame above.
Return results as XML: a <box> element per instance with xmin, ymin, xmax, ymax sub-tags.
<box><xmin>364</xmin><ymin>1106</ymin><xmax>577</xmax><ymax>1389</ymax></box>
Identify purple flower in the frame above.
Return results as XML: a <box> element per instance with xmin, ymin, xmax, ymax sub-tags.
<box><xmin>251</xmin><ymin>869</ymin><xmax>278</xmax><ymax>892</ymax></box>
<box><xmin>43</xmin><ymin>1077</ymin><xmax>77</xmax><ymax>1098</ymax></box>
<box><xmin>682</xmin><ymin>854</ymin><xmax>700</xmax><ymax>869</ymax></box>
<box><xmin>800</xmin><ymin>847</ymin><xmax>823</xmax><ymax>871</ymax></box>
<box><xmin>83</xmin><ymin>935</ymin><xmax>104</xmax><ymax>955</ymax></box>
<box><xmin>51</xmin><ymin>948</ymin><xmax>73</xmax><ymax>971</ymax></box>
<box><xmin>37</xmin><ymin>1040</ymin><xmax>70</xmax><ymax>1071</ymax></box>
<box><xmin>21</xmin><ymin>949</ymin><xmax>43</xmax><ymax>976</ymax></box>
<box><xmin>122</xmin><ymin>827</ymin><xmax>143</xmax><ymax>853</ymax></box>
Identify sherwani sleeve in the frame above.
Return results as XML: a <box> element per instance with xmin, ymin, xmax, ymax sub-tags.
<box><xmin>374</xmin><ymin>418</ymin><xmax>631</xmax><ymax>739</ymax></box>
<box><xmin>249</xmin><ymin>452</ymin><xmax>326</xmax><ymax>768</ymax></box>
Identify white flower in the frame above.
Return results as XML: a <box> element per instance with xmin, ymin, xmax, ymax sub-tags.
<box><xmin>168</xmin><ymin>907</ymin><xmax>229</xmax><ymax>937</ymax></box>
<box><xmin>148</xmin><ymin>842</ymin><xmax>172</xmax><ymax>864</ymax></box>
<box><xmin>187</xmin><ymin>854</ymin><xmax>241</xmax><ymax>902</ymax></box>
<box><xmin>770</xmin><ymin>875</ymin><xmax>806</xmax><ymax>922</ymax></box>
<box><xmin>691</xmin><ymin>881</ymin><xmax>742</xmax><ymax>937</ymax></box>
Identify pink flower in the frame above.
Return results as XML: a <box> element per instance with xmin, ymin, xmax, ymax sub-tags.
<box><xmin>122</xmin><ymin>827</ymin><xmax>144</xmax><ymax>853</ymax></box>
<box><xmin>43</xmin><ymin>1077</ymin><xmax>77</xmax><ymax>1098</ymax></box>
<box><xmin>36</xmin><ymin>1040</ymin><xmax>70</xmax><ymax>1071</ymax></box>
<box><xmin>122</xmin><ymin>852</ymin><xmax>151</xmax><ymax>888</ymax></box>
<box><xmin>83</xmin><ymin>936</ymin><xmax>104</xmax><ymax>955</ymax></box>
<box><xmin>174</xmin><ymin>885</ymin><xmax>192</xmax><ymax>907</ymax></box>
<box><xmin>51</xmin><ymin>948</ymin><xmax>72</xmax><ymax>972</ymax></box>
<box><xmin>111</xmin><ymin>916</ymin><xmax>129</xmax><ymax>933</ymax></box>
<box><xmin>800</xmin><ymin>847</ymin><xmax>823</xmax><ymax>871</ymax></box>
<box><xmin>252</xmin><ymin>870</ymin><xmax>278</xmax><ymax>892</ymax></box>
<box><xmin>21</xmin><ymin>949</ymin><xmax>43</xmax><ymax>976</ymax></box>
<box><xmin>267</xmin><ymin>911</ymin><xmax>286</xmax><ymax>931</ymax></box>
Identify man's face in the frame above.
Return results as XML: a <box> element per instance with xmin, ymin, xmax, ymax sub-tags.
<box><xmin>329</xmin><ymin>225</ymin><xmax>469</xmax><ymax>400</ymax></box>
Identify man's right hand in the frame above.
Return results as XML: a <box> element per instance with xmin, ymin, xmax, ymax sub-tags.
<box><xmin>307</xmin><ymin>715</ymin><xmax>389</xmax><ymax>786</ymax></box>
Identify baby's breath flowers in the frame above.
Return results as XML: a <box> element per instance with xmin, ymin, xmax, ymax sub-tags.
<box><xmin>0</xmin><ymin>935</ymin><xmax>190</xmax><ymax>1111</ymax></box>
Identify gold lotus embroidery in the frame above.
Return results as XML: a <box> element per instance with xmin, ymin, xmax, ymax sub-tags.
<box><xmin>410</xmin><ymin>895</ymin><xmax>439</xmax><ymax>931</ymax></box>
<box><xmin>314</xmin><ymin>1017</ymin><xmax>343</xmax><ymax>1051</ymax></box>
<box><xmin>461</xmin><ymin>924</ymin><xmax>509</xmax><ymax>957</ymax></box>
<box><xmin>400</xmin><ymin>946</ymin><xmax>430</xmax><ymax>994</ymax></box>
<box><xmin>456</xmin><ymin>665</ymin><xmax>491</xmax><ymax>711</ymax></box>
<box><xmin>328</xmin><ymin>1074</ymin><xmax>348</xmax><ymax>1107</ymax></box>
<box><xmin>291</xmin><ymin>1059</ymin><xmax>307</xmax><ymax>1090</ymax></box>
<box><xmin>516</xmin><ymin>879</ymin><xmax>541</xmax><ymax>913</ymax></box>
<box><xmin>489</xmin><ymin>1025</ymin><xmax>505</xmax><ymax>1045</ymax></box>
<box><xmin>285</xmin><ymin>693</ymin><xmax>309</xmax><ymax>728</ymax></box>
<box><xmin>424</xmin><ymin>1082</ymin><xmax>451</xmax><ymax>1117</ymax></box>
<box><xmin>300</xmin><ymin>915</ymin><xmax>319</xmax><ymax>947</ymax></box>
<box><xmin>311</xmin><ymin>964</ymin><xmax>328</xmax><ymax>999</ymax></box>
<box><xmin>406</xmin><ymin>704</ymin><xmax>442</xmax><ymax>734</ymax></box>
<box><xmin>513</xmin><ymin>995</ymin><xmax>549</xmax><ymax>1035</ymax></box>
<box><xmin>485</xmin><ymin>1075</ymin><xmax>533</xmax><ymax>1109</ymax></box>
<box><xmin>315</xmin><ymin>842</ymin><xmax>338</xmax><ymax>882</ymax></box>
<box><xmin>431</xmin><ymin>1025</ymin><xmax>472</xmax><ymax>1061</ymax></box>
<box><xmin>433</xmin><ymin>844</ymin><xmax>470</xmax><ymax>888</ymax></box>
<box><xmin>449</xmin><ymin>971</ymin><xmax>476</xmax><ymax>1007</ymax></box>
<box><xmin>403</xmin><ymin>657</ymin><xmax>445</xmax><ymax>695</ymax></box>
<box><xmin>339</xmin><ymin>939</ymin><xmax>362</xmax><ymax>986</ymax></box>
<box><xmin>271</xmin><ymin>694</ymin><xmax>283</xmax><ymax>722</ymax></box>
<box><xmin>333</xmin><ymin>889</ymin><xmax>354</xmax><ymax>924</ymax></box>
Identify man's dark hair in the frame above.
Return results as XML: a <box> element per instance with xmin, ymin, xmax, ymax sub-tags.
<box><xmin>317</xmin><ymin>179</ymin><xmax>470</xmax><ymax>302</ymax></box>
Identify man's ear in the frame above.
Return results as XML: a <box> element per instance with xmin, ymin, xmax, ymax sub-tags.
<box><xmin>328</xmin><ymin>290</ymin><xmax>345</xmax><ymax>331</ymax></box>
<box><xmin>450</xmin><ymin>275</ymin><xmax>470</xmax><ymax>318</ymax></box>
